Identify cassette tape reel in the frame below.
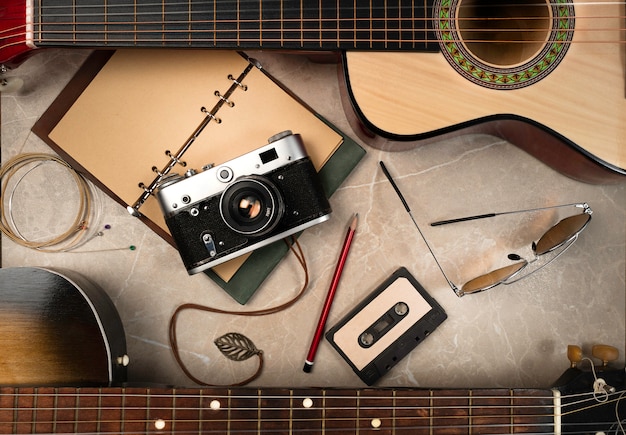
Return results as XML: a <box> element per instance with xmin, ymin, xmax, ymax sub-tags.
<box><xmin>326</xmin><ymin>267</ymin><xmax>447</xmax><ymax>385</ymax></box>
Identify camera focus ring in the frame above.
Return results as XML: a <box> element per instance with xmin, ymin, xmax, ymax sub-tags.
<box><xmin>219</xmin><ymin>175</ymin><xmax>285</xmax><ymax>236</ymax></box>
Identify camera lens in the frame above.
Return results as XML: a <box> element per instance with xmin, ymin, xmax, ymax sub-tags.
<box><xmin>237</xmin><ymin>196</ymin><xmax>262</xmax><ymax>219</ymax></box>
<box><xmin>220</xmin><ymin>176</ymin><xmax>285</xmax><ymax>236</ymax></box>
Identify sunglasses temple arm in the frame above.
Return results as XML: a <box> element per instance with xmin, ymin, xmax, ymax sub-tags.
<box><xmin>406</xmin><ymin>211</ymin><xmax>464</xmax><ymax>297</ymax></box>
<box><xmin>430</xmin><ymin>202</ymin><xmax>589</xmax><ymax>227</ymax></box>
<box><xmin>379</xmin><ymin>161</ymin><xmax>463</xmax><ymax>297</ymax></box>
<box><xmin>431</xmin><ymin>213</ymin><xmax>497</xmax><ymax>226</ymax></box>
<box><xmin>379</xmin><ymin>161</ymin><xmax>412</xmax><ymax>213</ymax></box>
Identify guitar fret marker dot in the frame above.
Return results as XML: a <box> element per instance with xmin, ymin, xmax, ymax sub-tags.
<box><xmin>371</xmin><ymin>418</ymin><xmax>382</xmax><ymax>428</ymax></box>
<box><xmin>302</xmin><ymin>398</ymin><xmax>313</xmax><ymax>408</ymax></box>
<box><xmin>210</xmin><ymin>399</ymin><xmax>221</xmax><ymax>410</ymax></box>
<box><xmin>154</xmin><ymin>419</ymin><xmax>166</xmax><ymax>430</ymax></box>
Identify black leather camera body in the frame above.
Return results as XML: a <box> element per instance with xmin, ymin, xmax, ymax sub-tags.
<box><xmin>156</xmin><ymin>132</ymin><xmax>332</xmax><ymax>274</ymax></box>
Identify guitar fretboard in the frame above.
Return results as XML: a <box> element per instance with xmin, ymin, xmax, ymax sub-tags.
<box><xmin>32</xmin><ymin>0</ymin><xmax>439</xmax><ymax>52</ymax></box>
<box><xmin>0</xmin><ymin>386</ymin><xmax>555</xmax><ymax>433</ymax></box>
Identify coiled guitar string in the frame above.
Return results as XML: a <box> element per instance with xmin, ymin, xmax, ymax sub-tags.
<box><xmin>0</xmin><ymin>153</ymin><xmax>134</xmax><ymax>252</ymax></box>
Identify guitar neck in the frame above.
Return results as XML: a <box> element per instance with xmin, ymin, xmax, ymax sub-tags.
<box><xmin>30</xmin><ymin>0</ymin><xmax>439</xmax><ymax>52</ymax></box>
<box><xmin>1</xmin><ymin>385</ymin><xmax>555</xmax><ymax>433</ymax></box>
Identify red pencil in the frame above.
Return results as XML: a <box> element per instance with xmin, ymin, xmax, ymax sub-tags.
<box><xmin>303</xmin><ymin>213</ymin><xmax>358</xmax><ymax>373</ymax></box>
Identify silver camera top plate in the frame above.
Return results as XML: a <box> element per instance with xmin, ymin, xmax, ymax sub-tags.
<box><xmin>156</xmin><ymin>133</ymin><xmax>308</xmax><ymax>217</ymax></box>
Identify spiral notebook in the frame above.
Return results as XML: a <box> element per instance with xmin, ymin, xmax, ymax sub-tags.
<box><xmin>33</xmin><ymin>49</ymin><xmax>365</xmax><ymax>304</ymax></box>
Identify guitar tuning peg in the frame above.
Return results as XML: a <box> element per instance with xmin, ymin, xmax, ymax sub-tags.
<box><xmin>567</xmin><ymin>344</ymin><xmax>583</xmax><ymax>367</ymax></box>
<box><xmin>591</xmin><ymin>344</ymin><xmax>619</xmax><ymax>367</ymax></box>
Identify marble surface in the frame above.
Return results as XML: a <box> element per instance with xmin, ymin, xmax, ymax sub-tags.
<box><xmin>1</xmin><ymin>48</ymin><xmax>624</xmax><ymax>390</ymax></box>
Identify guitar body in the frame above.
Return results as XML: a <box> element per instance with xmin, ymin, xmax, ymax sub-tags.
<box><xmin>342</xmin><ymin>1</ymin><xmax>626</xmax><ymax>183</ymax></box>
<box><xmin>1</xmin><ymin>0</ymin><xmax>625</xmax><ymax>183</ymax></box>
<box><xmin>0</xmin><ymin>267</ymin><xmax>127</xmax><ymax>386</ymax></box>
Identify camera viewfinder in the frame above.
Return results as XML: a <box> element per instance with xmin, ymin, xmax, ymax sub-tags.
<box><xmin>260</xmin><ymin>148</ymin><xmax>279</xmax><ymax>164</ymax></box>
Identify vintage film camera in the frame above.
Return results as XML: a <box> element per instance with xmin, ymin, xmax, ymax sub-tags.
<box><xmin>156</xmin><ymin>131</ymin><xmax>332</xmax><ymax>274</ymax></box>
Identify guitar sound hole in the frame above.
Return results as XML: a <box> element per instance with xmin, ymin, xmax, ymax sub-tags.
<box><xmin>456</xmin><ymin>0</ymin><xmax>552</xmax><ymax>67</ymax></box>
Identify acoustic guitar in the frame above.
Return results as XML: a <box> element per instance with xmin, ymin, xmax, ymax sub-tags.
<box><xmin>0</xmin><ymin>1</ymin><xmax>624</xmax><ymax>184</ymax></box>
<box><xmin>0</xmin><ymin>267</ymin><xmax>127</xmax><ymax>387</ymax></box>
<box><xmin>0</xmin><ymin>267</ymin><xmax>625</xmax><ymax>433</ymax></box>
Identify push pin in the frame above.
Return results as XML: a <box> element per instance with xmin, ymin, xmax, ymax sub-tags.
<box><xmin>0</xmin><ymin>76</ymin><xmax>24</xmax><ymax>93</ymax></box>
<box><xmin>591</xmin><ymin>344</ymin><xmax>619</xmax><ymax>367</ymax></box>
<box><xmin>0</xmin><ymin>64</ymin><xmax>23</xmax><ymax>92</ymax></box>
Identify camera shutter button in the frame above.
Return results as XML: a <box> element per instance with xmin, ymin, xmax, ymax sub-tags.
<box><xmin>267</xmin><ymin>130</ymin><xmax>293</xmax><ymax>143</ymax></box>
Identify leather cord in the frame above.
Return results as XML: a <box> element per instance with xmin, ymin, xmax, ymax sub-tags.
<box><xmin>168</xmin><ymin>236</ymin><xmax>309</xmax><ymax>386</ymax></box>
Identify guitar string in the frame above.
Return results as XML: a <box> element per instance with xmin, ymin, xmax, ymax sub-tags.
<box><xmin>0</xmin><ymin>423</ymin><xmax>602</xmax><ymax>434</ymax></box>
<box><xmin>0</xmin><ymin>399</ymin><xmax>621</xmax><ymax>434</ymax></box>
<box><xmin>0</xmin><ymin>421</ymin><xmax>619</xmax><ymax>433</ymax></box>
<box><xmin>23</xmin><ymin>13</ymin><xmax>625</xmax><ymax>22</ymax></box>
<box><xmin>30</xmin><ymin>0</ymin><xmax>626</xmax><ymax>12</ymax></box>
<box><xmin>0</xmin><ymin>410</ymin><xmax>608</xmax><ymax>429</ymax></box>
<box><xmin>9</xmin><ymin>22</ymin><xmax>626</xmax><ymax>35</ymax></box>
<box><xmin>2</xmin><ymin>31</ymin><xmax>624</xmax><ymax>47</ymax></box>
<box><xmin>18</xmin><ymin>9</ymin><xmax>626</xmax><ymax>21</ymax></box>
<box><xmin>31</xmin><ymin>0</ymin><xmax>626</xmax><ymax>7</ymax></box>
<box><xmin>3</xmin><ymin>4</ymin><xmax>626</xmax><ymax>48</ymax></box>
<box><xmin>2</xmin><ymin>28</ymin><xmax>625</xmax><ymax>47</ymax></box>
<box><xmin>11</xmin><ymin>15</ymin><xmax>626</xmax><ymax>32</ymax></box>
<box><xmin>0</xmin><ymin>152</ymin><xmax>136</xmax><ymax>253</ymax></box>
<box><xmin>0</xmin><ymin>425</ymin><xmax>607</xmax><ymax>434</ymax></box>
<box><xmin>0</xmin><ymin>390</ymin><xmax>619</xmax><ymax>415</ymax></box>
<box><xmin>8</xmin><ymin>0</ymin><xmax>626</xmax><ymax>17</ymax></box>
<box><xmin>22</xmin><ymin>0</ymin><xmax>626</xmax><ymax>22</ymax></box>
<box><xmin>617</xmin><ymin>390</ymin><xmax>626</xmax><ymax>434</ymax></box>
<box><xmin>0</xmin><ymin>388</ymin><xmax>624</xmax><ymax>433</ymax></box>
<box><xmin>0</xmin><ymin>153</ymin><xmax>96</xmax><ymax>251</ymax></box>
<box><xmin>2</xmin><ymin>388</ymin><xmax>623</xmax><ymax>432</ymax></box>
<box><xmin>14</xmin><ymin>16</ymin><xmax>626</xmax><ymax>27</ymax></box>
<box><xmin>2</xmin><ymin>3</ymin><xmax>625</xmax><ymax>45</ymax></box>
<box><xmin>0</xmin><ymin>154</ymin><xmax>89</xmax><ymax>250</ymax></box>
<box><xmin>0</xmin><ymin>389</ymin><xmax>601</xmax><ymax>403</ymax></box>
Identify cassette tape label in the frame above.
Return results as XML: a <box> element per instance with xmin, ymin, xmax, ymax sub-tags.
<box><xmin>359</xmin><ymin>302</ymin><xmax>410</xmax><ymax>348</ymax></box>
<box><xmin>332</xmin><ymin>277</ymin><xmax>432</xmax><ymax>370</ymax></box>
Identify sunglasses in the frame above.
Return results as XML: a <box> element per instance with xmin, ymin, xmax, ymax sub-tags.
<box><xmin>379</xmin><ymin>161</ymin><xmax>592</xmax><ymax>297</ymax></box>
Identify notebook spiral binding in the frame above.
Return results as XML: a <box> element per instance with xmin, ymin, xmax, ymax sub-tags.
<box><xmin>126</xmin><ymin>58</ymin><xmax>262</xmax><ymax>217</ymax></box>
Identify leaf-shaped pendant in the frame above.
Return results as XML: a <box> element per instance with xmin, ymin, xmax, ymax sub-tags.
<box><xmin>214</xmin><ymin>332</ymin><xmax>262</xmax><ymax>362</ymax></box>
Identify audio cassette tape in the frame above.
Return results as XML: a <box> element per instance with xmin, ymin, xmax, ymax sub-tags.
<box><xmin>325</xmin><ymin>267</ymin><xmax>447</xmax><ymax>385</ymax></box>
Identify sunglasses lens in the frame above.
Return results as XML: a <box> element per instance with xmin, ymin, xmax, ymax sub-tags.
<box><xmin>534</xmin><ymin>213</ymin><xmax>591</xmax><ymax>255</ymax></box>
<box><xmin>462</xmin><ymin>261</ymin><xmax>528</xmax><ymax>294</ymax></box>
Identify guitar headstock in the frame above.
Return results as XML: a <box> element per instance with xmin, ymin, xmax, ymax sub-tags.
<box><xmin>554</xmin><ymin>344</ymin><xmax>625</xmax><ymax>433</ymax></box>
<box><xmin>1</xmin><ymin>1</ymin><xmax>35</xmax><ymax>69</ymax></box>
